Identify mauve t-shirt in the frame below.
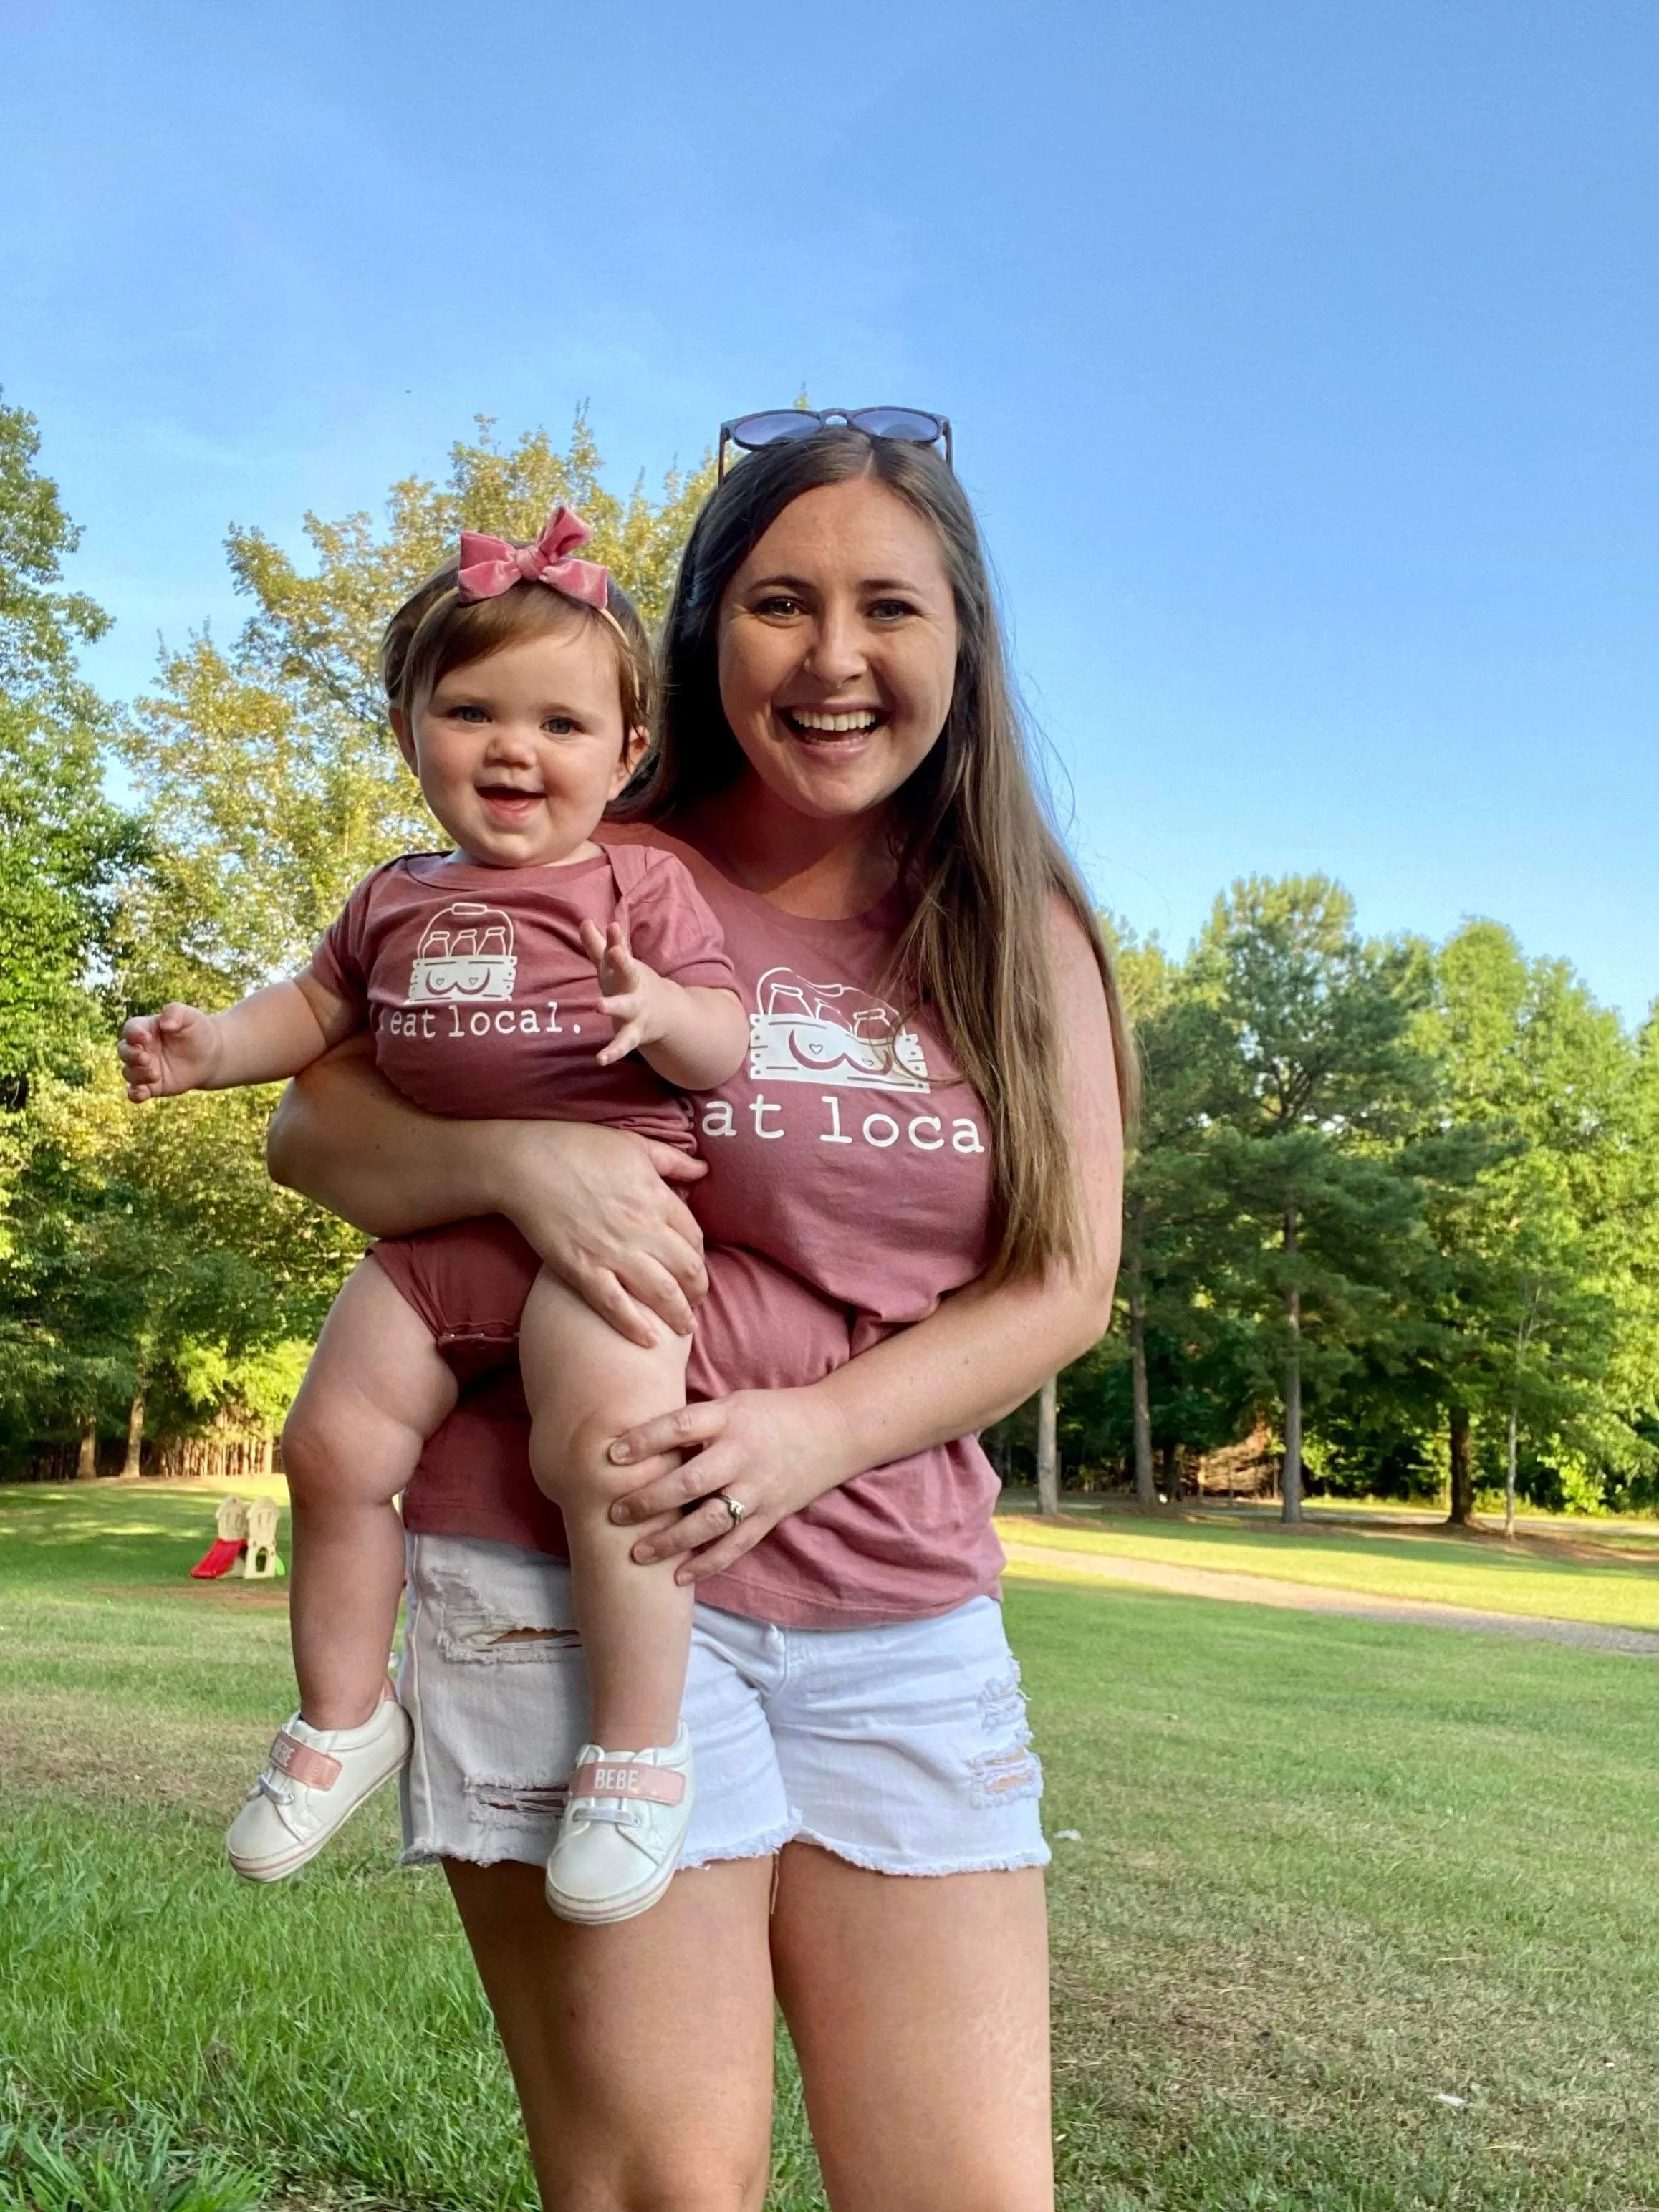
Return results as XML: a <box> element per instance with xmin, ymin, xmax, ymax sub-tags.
<box><xmin>402</xmin><ymin>821</ymin><xmax>1007</xmax><ymax>1630</ymax></box>
<box><xmin>309</xmin><ymin>842</ymin><xmax>736</xmax><ymax>1144</ymax></box>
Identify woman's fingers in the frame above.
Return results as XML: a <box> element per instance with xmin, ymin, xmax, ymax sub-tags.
<box><xmin>609</xmin><ymin>1251</ymin><xmax>700</xmax><ymax>1337</ymax></box>
<box><xmin>639</xmin><ymin>1141</ymin><xmax>709</xmax><ymax>1188</ymax></box>
<box><xmin>676</xmin><ymin>1522</ymin><xmax>766</xmax><ymax>1584</ymax></box>
<box><xmin>572</xmin><ymin>1265</ymin><xmax>668</xmax><ymax>1351</ymax></box>
<box><xmin>609</xmin><ymin>1401</ymin><xmax>727</xmax><ymax>1483</ymax></box>
<box><xmin>647</xmin><ymin>1492</ymin><xmax>770</xmax><ymax>1582</ymax></box>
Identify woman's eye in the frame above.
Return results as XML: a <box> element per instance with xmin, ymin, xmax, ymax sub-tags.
<box><xmin>868</xmin><ymin>598</ymin><xmax>916</xmax><ymax>622</ymax></box>
<box><xmin>754</xmin><ymin>595</ymin><xmax>804</xmax><ymax>619</ymax></box>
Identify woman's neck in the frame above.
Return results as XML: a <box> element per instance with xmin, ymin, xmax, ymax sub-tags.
<box><xmin>685</xmin><ymin>779</ymin><xmax>900</xmax><ymax>920</ymax></box>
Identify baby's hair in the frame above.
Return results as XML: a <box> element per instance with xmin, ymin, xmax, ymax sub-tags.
<box><xmin>380</xmin><ymin>552</ymin><xmax>654</xmax><ymax>746</ymax></box>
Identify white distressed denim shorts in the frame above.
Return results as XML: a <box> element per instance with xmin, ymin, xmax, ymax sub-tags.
<box><xmin>399</xmin><ymin>1533</ymin><xmax>1050</xmax><ymax>1877</ymax></box>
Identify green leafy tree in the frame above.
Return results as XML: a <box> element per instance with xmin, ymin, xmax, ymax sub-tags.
<box><xmin>1193</xmin><ymin>877</ymin><xmax>1436</xmax><ymax>1521</ymax></box>
<box><xmin>1415</xmin><ymin>923</ymin><xmax>1655</xmax><ymax>1521</ymax></box>
<box><xmin>0</xmin><ymin>398</ymin><xmax>142</xmax><ymax>1095</ymax></box>
<box><xmin>1104</xmin><ymin>925</ymin><xmax>1255</xmax><ymax>1501</ymax></box>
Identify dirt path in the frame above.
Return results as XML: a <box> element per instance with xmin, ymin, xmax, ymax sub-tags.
<box><xmin>999</xmin><ymin>1540</ymin><xmax>1659</xmax><ymax>1655</ymax></box>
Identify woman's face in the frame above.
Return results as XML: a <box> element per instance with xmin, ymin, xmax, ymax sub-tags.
<box><xmin>716</xmin><ymin>476</ymin><xmax>959</xmax><ymax>825</ymax></box>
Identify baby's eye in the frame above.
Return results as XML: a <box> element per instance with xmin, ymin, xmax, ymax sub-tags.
<box><xmin>445</xmin><ymin>703</ymin><xmax>488</xmax><ymax>722</ymax></box>
<box><xmin>542</xmin><ymin>714</ymin><xmax>578</xmax><ymax>735</ymax></box>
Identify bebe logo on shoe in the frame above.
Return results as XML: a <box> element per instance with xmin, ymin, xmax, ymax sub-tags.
<box><xmin>269</xmin><ymin>1733</ymin><xmax>342</xmax><ymax>1790</ymax></box>
<box><xmin>576</xmin><ymin>1762</ymin><xmax>686</xmax><ymax>1806</ymax></box>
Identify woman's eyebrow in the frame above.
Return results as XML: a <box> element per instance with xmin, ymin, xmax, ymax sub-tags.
<box><xmin>742</xmin><ymin>572</ymin><xmax>927</xmax><ymax>593</ymax></box>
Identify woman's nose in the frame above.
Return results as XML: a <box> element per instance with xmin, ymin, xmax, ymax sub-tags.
<box><xmin>802</xmin><ymin>604</ymin><xmax>868</xmax><ymax>688</ymax></box>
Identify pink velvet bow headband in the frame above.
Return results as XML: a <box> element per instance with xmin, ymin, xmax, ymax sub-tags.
<box><xmin>455</xmin><ymin>505</ymin><xmax>610</xmax><ymax>609</ymax></box>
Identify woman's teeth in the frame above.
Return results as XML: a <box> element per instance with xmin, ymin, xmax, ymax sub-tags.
<box><xmin>784</xmin><ymin>709</ymin><xmax>881</xmax><ymax>734</ymax></box>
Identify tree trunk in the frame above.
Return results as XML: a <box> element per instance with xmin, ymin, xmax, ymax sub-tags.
<box><xmin>1504</xmin><ymin>1403</ymin><xmax>1519</xmax><ymax>1538</ymax></box>
<box><xmin>1036</xmin><ymin>1375</ymin><xmax>1059</xmax><ymax>1517</ymax></box>
<box><xmin>1128</xmin><ymin>1273</ymin><xmax>1157</xmax><ymax>1507</ymax></box>
<box><xmin>1447</xmin><ymin>1404</ymin><xmax>1474</xmax><ymax>1526</ymax></box>
<box><xmin>76</xmin><ymin>1419</ymin><xmax>98</xmax><ymax>1481</ymax></box>
<box><xmin>1281</xmin><ymin>1207</ymin><xmax>1303</xmax><ymax>1524</ymax></box>
<box><xmin>122</xmin><ymin>1388</ymin><xmax>145</xmax><ymax>1480</ymax></box>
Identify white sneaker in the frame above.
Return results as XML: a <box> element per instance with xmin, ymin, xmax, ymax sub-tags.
<box><xmin>226</xmin><ymin>1691</ymin><xmax>411</xmax><ymax>1883</ymax></box>
<box><xmin>544</xmin><ymin>1727</ymin><xmax>695</xmax><ymax>1925</ymax></box>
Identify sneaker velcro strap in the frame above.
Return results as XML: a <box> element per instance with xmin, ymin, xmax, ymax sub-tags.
<box><xmin>573</xmin><ymin>1761</ymin><xmax>686</xmax><ymax>1807</ymax></box>
<box><xmin>269</xmin><ymin>1732</ymin><xmax>342</xmax><ymax>1790</ymax></box>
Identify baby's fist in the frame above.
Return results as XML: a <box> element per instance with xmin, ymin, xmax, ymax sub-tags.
<box><xmin>118</xmin><ymin>1003</ymin><xmax>216</xmax><ymax>1102</ymax></box>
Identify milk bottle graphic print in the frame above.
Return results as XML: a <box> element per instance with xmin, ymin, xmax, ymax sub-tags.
<box><xmin>749</xmin><ymin>966</ymin><xmax>928</xmax><ymax>1090</ymax></box>
<box><xmin>406</xmin><ymin>903</ymin><xmax>517</xmax><ymax>1003</ymax></box>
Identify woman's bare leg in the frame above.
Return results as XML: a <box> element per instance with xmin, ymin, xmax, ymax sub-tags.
<box><xmin>519</xmin><ymin>1269</ymin><xmax>691</xmax><ymax>1749</ymax></box>
<box><xmin>771</xmin><ymin>1846</ymin><xmax>1054</xmax><ymax>2212</ymax></box>
<box><xmin>444</xmin><ymin>1857</ymin><xmax>777</xmax><ymax>2212</ymax></box>
<box><xmin>282</xmin><ymin>1258</ymin><xmax>458</xmax><ymax>1729</ymax></box>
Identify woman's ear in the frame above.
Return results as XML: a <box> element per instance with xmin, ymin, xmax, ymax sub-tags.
<box><xmin>389</xmin><ymin>706</ymin><xmax>418</xmax><ymax>773</ymax></box>
<box><xmin>610</xmin><ymin>724</ymin><xmax>650</xmax><ymax>796</ymax></box>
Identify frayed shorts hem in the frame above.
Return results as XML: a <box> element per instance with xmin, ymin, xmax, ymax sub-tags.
<box><xmin>787</xmin><ymin>1827</ymin><xmax>1052</xmax><ymax>1877</ymax></box>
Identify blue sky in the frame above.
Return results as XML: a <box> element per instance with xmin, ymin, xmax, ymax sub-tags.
<box><xmin>4</xmin><ymin>1</ymin><xmax>1655</xmax><ymax>1019</ymax></box>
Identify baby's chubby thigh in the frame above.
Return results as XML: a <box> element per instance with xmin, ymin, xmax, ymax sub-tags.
<box><xmin>518</xmin><ymin>1269</ymin><xmax>691</xmax><ymax>1520</ymax></box>
<box><xmin>282</xmin><ymin>1254</ymin><xmax>463</xmax><ymax>1510</ymax></box>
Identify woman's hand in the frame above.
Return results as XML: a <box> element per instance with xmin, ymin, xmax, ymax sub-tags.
<box><xmin>605</xmin><ymin>1388</ymin><xmax>860</xmax><ymax>1584</ymax></box>
<box><xmin>495</xmin><ymin>1120</ymin><xmax>710</xmax><ymax>1348</ymax></box>
<box><xmin>268</xmin><ymin>1042</ymin><xmax>709</xmax><ymax>1348</ymax></box>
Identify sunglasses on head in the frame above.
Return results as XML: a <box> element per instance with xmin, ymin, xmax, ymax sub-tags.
<box><xmin>717</xmin><ymin>407</ymin><xmax>953</xmax><ymax>481</ymax></box>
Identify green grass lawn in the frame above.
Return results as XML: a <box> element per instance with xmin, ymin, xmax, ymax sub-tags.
<box><xmin>7</xmin><ymin>1484</ymin><xmax>1659</xmax><ymax>2208</ymax></box>
<box><xmin>996</xmin><ymin>1503</ymin><xmax>1659</xmax><ymax>1630</ymax></box>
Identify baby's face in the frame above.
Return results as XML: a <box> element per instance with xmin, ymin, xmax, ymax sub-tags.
<box><xmin>399</xmin><ymin>625</ymin><xmax>645</xmax><ymax>869</ymax></box>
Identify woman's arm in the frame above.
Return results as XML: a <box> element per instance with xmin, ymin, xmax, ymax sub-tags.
<box><xmin>609</xmin><ymin>908</ymin><xmax>1125</xmax><ymax>1576</ymax></box>
<box><xmin>265</xmin><ymin>1034</ymin><xmax>711</xmax><ymax>1346</ymax></box>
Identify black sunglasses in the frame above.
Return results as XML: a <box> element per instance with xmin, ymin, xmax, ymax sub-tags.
<box><xmin>717</xmin><ymin>406</ymin><xmax>953</xmax><ymax>481</ymax></box>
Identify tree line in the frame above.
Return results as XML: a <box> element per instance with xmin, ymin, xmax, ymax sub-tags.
<box><xmin>1</xmin><ymin>392</ymin><xmax>1655</xmax><ymax>1512</ymax></box>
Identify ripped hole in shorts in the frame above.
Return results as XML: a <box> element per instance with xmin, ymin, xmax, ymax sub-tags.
<box><xmin>430</xmin><ymin>1563</ymin><xmax>582</xmax><ymax>1665</ymax></box>
<box><xmin>978</xmin><ymin>1665</ymin><xmax>1028</xmax><ymax>1734</ymax></box>
<box><xmin>464</xmin><ymin>1776</ymin><xmax>569</xmax><ymax>1827</ymax></box>
<box><xmin>968</xmin><ymin>1741</ymin><xmax>1043</xmax><ymax>1809</ymax></box>
<box><xmin>437</xmin><ymin>1613</ymin><xmax>582</xmax><ymax>1663</ymax></box>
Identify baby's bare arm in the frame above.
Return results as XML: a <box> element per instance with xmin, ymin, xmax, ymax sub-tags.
<box><xmin>633</xmin><ymin>983</ymin><xmax>749</xmax><ymax>1092</ymax></box>
<box><xmin>121</xmin><ymin>973</ymin><xmax>356</xmax><ymax>1102</ymax></box>
<box><xmin>212</xmin><ymin>973</ymin><xmax>357</xmax><ymax>1087</ymax></box>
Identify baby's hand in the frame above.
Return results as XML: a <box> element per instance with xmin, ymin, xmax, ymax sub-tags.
<box><xmin>117</xmin><ymin>1004</ymin><xmax>221</xmax><ymax>1102</ymax></box>
<box><xmin>581</xmin><ymin>919</ymin><xmax>668</xmax><ymax>1068</ymax></box>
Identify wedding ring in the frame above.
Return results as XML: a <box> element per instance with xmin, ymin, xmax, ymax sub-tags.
<box><xmin>718</xmin><ymin>1491</ymin><xmax>747</xmax><ymax>1528</ymax></box>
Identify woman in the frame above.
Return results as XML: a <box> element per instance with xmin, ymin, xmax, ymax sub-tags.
<box><xmin>268</xmin><ymin>418</ymin><xmax>1130</xmax><ymax>2212</ymax></box>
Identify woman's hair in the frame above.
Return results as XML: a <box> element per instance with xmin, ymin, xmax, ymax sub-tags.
<box><xmin>380</xmin><ymin>559</ymin><xmax>654</xmax><ymax>741</ymax></box>
<box><xmin>622</xmin><ymin>429</ymin><xmax>1138</xmax><ymax>1285</ymax></box>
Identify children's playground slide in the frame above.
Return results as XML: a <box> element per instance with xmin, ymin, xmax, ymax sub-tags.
<box><xmin>190</xmin><ymin>1536</ymin><xmax>247</xmax><ymax>1579</ymax></box>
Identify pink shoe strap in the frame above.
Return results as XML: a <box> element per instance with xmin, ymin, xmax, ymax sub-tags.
<box><xmin>269</xmin><ymin>1731</ymin><xmax>342</xmax><ymax>1790</ymax></box>
<box><xmin>572</xmin><ymin>1759</ymin><xmax>686</xmax><ymax>1807</ymax></box>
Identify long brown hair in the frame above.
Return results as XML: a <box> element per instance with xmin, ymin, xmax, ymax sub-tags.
<box><xmin>622</xmin><ymin>430</ymin><xmax>1136</xmax><ymax>1284</ymax></box>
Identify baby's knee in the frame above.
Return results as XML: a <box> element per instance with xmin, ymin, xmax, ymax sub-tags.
<box><xmin>529</xmin><ymin>1410</ymin><xmax>631</xmax><ymax>1516</ymax></box>
<box><xmin>281</xmin><ymin>1397</ymin><xmax>393</xmax><ymax>1509</ymax></box>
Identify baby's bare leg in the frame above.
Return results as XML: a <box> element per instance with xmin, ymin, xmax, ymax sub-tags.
<box><xmin>520</xmin><ymin>1271</ymin><xmax>693</xmax><ymax>1751</ymax></box>
<box><xmin>282</xmin><ymin>1258</ymin><xmax>458</xmax><ymax>1730</ymax></box>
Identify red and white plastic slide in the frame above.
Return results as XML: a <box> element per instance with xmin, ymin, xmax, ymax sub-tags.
<box><xmin>189</xmin><ymin>1537</ymin><xmax>247</xmax><ymax>1579</ymax></box>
